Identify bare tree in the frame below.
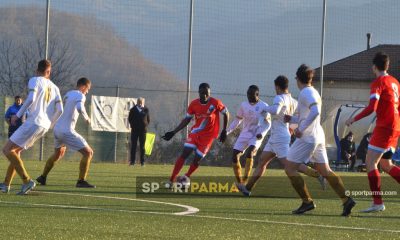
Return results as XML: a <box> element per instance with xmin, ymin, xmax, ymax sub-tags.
<box><xmin>0</xmin><ymin>35</ymin><xmax>82</xmax><ymax>97</ymax></box>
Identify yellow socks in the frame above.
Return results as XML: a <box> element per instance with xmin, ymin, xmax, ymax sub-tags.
<box><xmin>243</xmin><ymin>158</ymin><xmax>254</xmax><ymax>183</ymax></box>
<box><xmin>5</xmin><ymin>152</ymin><xmax>30</xmax><ymax>184</ymax></box>
<box><xmin>288</xmin><ymin>175</ymin><xmax>313</xmax><ymax>203</ymax></box>
<box><xmin>303</xmin><ymin>166</ymin><xmax>320</xmax><ymax>178</ymax></box>
<box><xmin>79</xmin><ymin>154</ymin><xmax>92</xmax><ymax>180</ymax></box>
<box><xmin>42</xmin><ymin>154</ymin><xmax>59</xmax><ymax>177</ymax></box>
<box><xmin>326</xmin><ymin>171</ymin><xmax>348</xmax><ymax>203</ymax></box>
<box><xmin>4</xmin><ymin>164</ymin><xmax>16</xmax><ymax>186</ymax></box>
<box><xmin>232</xmin><ymin>162</ymin><xmax>242</xmax><ymax>183</ymax></box>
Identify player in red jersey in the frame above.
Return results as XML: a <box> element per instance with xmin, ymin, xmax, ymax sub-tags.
<box><xmin>346</xmin><ymin>52</ymin><xmax>400</xmax><ymax>213</ymax></box>
<box><xmin>162</xmin><ymin>83</ymin><xmax>229</xmax><ymax>185</ymax></box>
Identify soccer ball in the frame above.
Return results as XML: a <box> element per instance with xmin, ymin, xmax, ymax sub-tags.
<box><xmin>176</xmin><ymin>175</ymin><xmax>191</xmax><ymax>188</ymax></box>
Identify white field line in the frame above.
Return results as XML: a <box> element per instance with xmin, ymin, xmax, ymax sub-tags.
<box><xmin>0</xmin><ymin>191</ymin><xmax>399</xmax><ymax>234</ymax></box>
<box><xmin>40</xmin><ymin>191</ymin><xmax>199</xmax><ymax>215</ymax></box>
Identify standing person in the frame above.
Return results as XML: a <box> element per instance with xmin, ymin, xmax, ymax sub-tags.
<box><xmin>36</xmin><ymin>77</ymin><xmax>95</xmax><ymax>188</ymax></box>
<box><xmin>128</xmin><ymin>97</ymin><xmax>150</xmax><ymax>166</ymax></box>
<box><xmin>162</xmin><ymin>83</ymin><xmax>229</xmax><ymax>185</ymax></box>
<box><xmin>227</xmin><ymin>85</ymin><xmax>271</xmax><ymax>184</ymax></box>
<box><xmin>237</xmin><ymin>76</ymin><xmax>326</xmax><ymax>196</ymax></box>
<box><xmin>340</xmin><ymin>132</ymin><xmax>356</xmax><ymax>171</ymax></box>
<box><xmin>5</xmin><ymin>96</ymin><xmax>24</xmax><ymax>138</ymax></box>
<box><xmin>284</xmin><ymin>64</ymin><xmax>355</xmax><ymax>216</ymax></box>
<box><xmin>346</xmin><ymin>52</ymin><xmax>400</xmax><ymax>213</ymax></box>
<box><xmin>0</xmin><ymin>59</ymin><xmax>63</xmax><ymax>195</ymax></box>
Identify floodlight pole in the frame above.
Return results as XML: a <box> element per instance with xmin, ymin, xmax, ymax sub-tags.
<box><xmin>114</xmin><ymin>85</ymin><xmax>120</xmax><ymax>163</ymax></box>
<box><xmin>319</xmin><ymin>0</ymin><xmax>327</xmax><ymax>98</ymax></box>
<box><xmin>185</xmin><ymin>0</ymin><xmax>194</xmax><ymax>138</ymax></box>
<box><xmin>40</xmin><ymin>0</ymin><xmax>51</xmax><ymax>161</ymax></box>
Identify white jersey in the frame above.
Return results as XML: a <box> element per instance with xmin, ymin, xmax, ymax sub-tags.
<box><xmin>24</xmin><ymin>76</ymin><xmax>61</xmax><ymax>130</ymax></box>
<box><xmin>235</xmin><ymin>100</ymin><xmax>271</xmax><ymax>138</ymax></box>
<box><xmin>296</xmin><ymin>86</ymin><xmax>325</xmax><ymax>144</ymax></box>
<box><xmin>55</xmin><ymin>90</ymin><xmax>87</xmax><ymax>132</ymax></box>
<box><xmin>269</xmin><ymin>93</ymin><xmax>298</xmax><ymax>144</ymax></box>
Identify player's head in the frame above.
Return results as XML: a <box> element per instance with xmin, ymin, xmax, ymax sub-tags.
<box><xmin>14</xmin><ymin>95</ymin><xmax>22</xmax><ymax>105</ymax></box>
<box><xmin>137</xmin><ymin>97</ymin><xmax>145</xmax><ymax>107</ymax></box>
<box><xmin>346</xmin><ymin>131</ymin><xmax>354</xmax><ymax>142</ymax></box>
<box><xmin>274</xmin><ymin>75</ymin><xmax>289</xmax><ymax>94</ymax></box>
<box><xmin>296</xmin><ymin>64</ymin><xmax>314</xmax><ymax>87</ymax></box>
<box><xmin>198</xmin><ymin>83</ymin><xmax>211</xmax><ymax>102</ymax></box>
<box><xmin>372</xmin><ymin>52</ymin><xmax>390</xmax><ymax>74</ymax></box>
<box><xmin>37</xmin><ymin>59</ymin><xmax>52</xmax><ymax>79</ymax></box>
<box><xmin>77</xmin><ymin>77</ymin><xmax>91</xmax><ymax>95</ymax></box>
<box><xmin>247</xmin><ymin>85</ymin><xmax>259</xmax><ymax>103</ymax></box>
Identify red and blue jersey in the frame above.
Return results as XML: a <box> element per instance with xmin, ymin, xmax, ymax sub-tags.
<box><xmin>186</xmin><ymin>97</ymin><xmax>227</xmax><ymax>138</ymax></box>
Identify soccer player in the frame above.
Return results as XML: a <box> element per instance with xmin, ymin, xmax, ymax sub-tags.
<box><xmin>346</xmin><ymin>52</ymin><xmax>400</xmax><ymax>213</ymax></box>
<box><xmin>0</xmin><ymin>59</ymin><xmax>63</xmax><ymax>195</ymax></box>
<box><xmin>284</xmin><ymin>64</ymin><xmax>355</xmax><ymax>216</ymax></box>
<box><xmin>237</xmin><ymin>76</ymin><xmax>326</xmax><ymax>196</ymax></box>
<box><xmin>227</xmin><ymin>85</ymin><xmax>271</xmax><ymax>184</ymax></box>
<box><xmin>36</xmin><ymin>77</ymin><xmax>95</xmax><ymax>188</ymax></box>
<box><xmin>162</xmin><ymin>83</ymin><xmax>229</xmax><ymax>184</ymax></box>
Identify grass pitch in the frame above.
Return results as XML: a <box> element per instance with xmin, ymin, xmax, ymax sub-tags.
<box><xmin>0</xmin><ymin>160</ymin><xmax>399</xmax><ymax>240</ymax></box>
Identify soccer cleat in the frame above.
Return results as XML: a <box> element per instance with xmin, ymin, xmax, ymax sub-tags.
<box><xmin>341</xmin><ymin>197</ymin><xmax>356</xmax><ymax>216</ymax></box>
<box><xmin>317</xmin><ymin>175</ymin><xmax>327</xmax><ymax>190</ymax></box>
<box><xmin>360</xmin><ymin>203</ymin><xmax>385</xmax><ymax>213</ymax></box>
<box><xmin>177</xmin><ymin>175</ymin><xmax>191</xmax><ymax>188</ymax></box>
<box><xmin>36</xmin><ymin>175</ymin><xmax>47</xmax><ymax>186</ymax></box>
<box><xmin>76</xmin><ymin>180</ymin><xmax>96</xmax><ymax>188</ymax></box>
<box><xmin>0</xmin><ymin>183</ymin><xmax>10</xmax><ymax>193</ymax></box>
<box><xmin>236</xmin><ymin>183</ymin><xmax>251</xmax><ymax>197</ymax></box>
<box><xmin>17</xmin><ymin>179</ymin><xmax>36</xmax><ymax>195</ymax></box>
<box><xmin>292</xmin><ymin>201</ymin><xmax>316</xmax><ymax>214</ymax></box>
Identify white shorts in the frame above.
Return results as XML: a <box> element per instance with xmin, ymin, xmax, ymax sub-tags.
<box><xmin>54</xmin><ymin>129</ymin><xmax>88</xmax><ymax>151</ymax></box>
<box><xmin>263</xmin><ymin>142</ymin><xmax>290</xmax><ymax>159</ymax></box>
<box><xmin>287</xmin><ymin>138</ymin><xmax>328</xmax><ymax>164</ymax></box>
<box><xmin>10</xmin><ymin>122</ymin><xmax>48</xmax><ymax>150</ymax></box>
<box><xmin>233</xmin><ymin>134</ymin><xmax>263</xmax><ymax>152</ymax></box>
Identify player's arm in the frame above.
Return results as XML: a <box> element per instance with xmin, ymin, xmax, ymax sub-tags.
<box><xmin>218</xmin><ymin>108</ymin><xmax>229</xmax><ymax>143</ymax></box>
<box><xmin>77</xmin><ymin>99</ymin><xmax>90</xmax><ymax>124</ymax></box>
<box><xmin>256</xmin><ymin>111</ymin><xmax>271</xmax><ymax>140</ymax></box>
<box><xmin>49</xmin><ymin>89</ymin><xmax>63</xmax><ymax>129</ymax></box>
<box><xmin>162</xmin><ymin>116</ymin><xmax>192</xmax><ymax>141</ymax></box>
<box><xmin>5</xmin><ymin>108</ymin><xmax>11</xmax><ymax>125</ymax></box>
<box><xmin>13</xmin><ymin>82</ymin><xmax>36</xmax><ymax>125</ymax></box>
<box><xmin>346</xmin><ymin>82</ymin><xmax>380</xmax><ymax>126</ymax></box>
<box><xmin>227</xmin><ymin>105</ymin><xmax>243</xmax><ymax>135</ymax></box>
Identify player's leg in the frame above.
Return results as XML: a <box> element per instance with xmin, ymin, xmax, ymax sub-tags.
<box><xmin>184</xmin><ymin>137</ymin><xmax>213</xmax><ymax>178</ymax></box>
<box><xmin>130</xmin><ymin>131</ymin><xmax>139</xmax><ymax>165</ymax></box>
<box><xmin>0</xmin><ymin>148</ymin><xmax>21</xmax><ymax>193</ymax></box>
<box><xmin>380</xmin><ymin>151</ymin><xmax>400</xmax><ymax>183</ymax></box>
<box><xmin>76</xmin><ymin>145</ymin><xmax>95</xmax><ymax>188</ymax></box>
<box><xmin>312</xmin><ymin>144</ymin><xmax>355</xmax><ymax>216</ymax></box>
<box><xmin>169</xmin><ymin>147</ymin><xmax>193</xmax><ymax>182</ymax></box>
<box><xmin>285</xmin><ymin>139</ymin><xmax>315</xmax><ymax>214</ymax></box>
<box><xmin>245</xmin><ymin>151</ymin><xmax>276</xmax><ymax>191</ymax></box>
<box><xmin>139</xmin><ymin>131</ymin><xmax>146</xmax><ymax>166</ymax></box>
<box><xmin>36</xmin><ymin>146</ymin><xmax>66</xmax><ymax>185</ymax></box>
<box><xmin>232</xmin><ymin>149</ymin><xmax>243</xmax><ymax>183</ymax></box>
<box><xmin>2</xmin><ymin>140</ymin><xmax>30</xmax><ymax>184</ymax></box>
<box><xmin>243</xmin><ymin>145</ymin><xmax>257</xmax><ymax>183</ymax></box>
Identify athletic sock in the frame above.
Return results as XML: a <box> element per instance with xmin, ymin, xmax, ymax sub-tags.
<box><xmin>4</xmin><ymin>164</ymin><xmax>16</xmax><ymax>186</ymax></box>
<box><xmin>185</xmin><ymin>163</ymin><xmax>199</xmax><ymax>177</ymax></box>
<box><xmin>326</xmin><ymin>171</ymin><xmax>348</xmax><ymax>203</ymax></box>
<box><xmin>368</xmin><ymin>169</ymin><xmax>383</xmax><ymax>205</ymax></box>
<box><xmin>288</xmin><ymin>175</ymin><xmax>313</xmax><ymax>203</ymax></box>
<box><xmin>243</xmin><ymin>158</ymin><xmax>253</xmax><ymax>183</ymax></box>
<box><xmin>42</xmin><ymin>156</ymin><xmax>57</xmax><ymax>177</ymax></box>
<box><xmin>303</xmin><ymin>166</ymin><xmax>320</xmax><ymax>178</ymax></box>
<box><xmin>5</xmin><ymin>152</ymin><xmax>30</xmax><ymax>184</ymax></box>
<box><xmin>170</xmin><ymin>157</ymin><xmax>185</xmax><ymax>182</ymax></box>
<box><xmin>388</xmin><ymin>165</ymin><xmax>400</xmax><ymax>183</ymax></box>
<box><xmin>232</xmin><ymin>162</ymin><xmax>242</xmax><ymax>183</ymax></box>
<box><xmin>79</xmin><ymin>154</ymin><xmax>92</xmax><ymax>180</ymax></box>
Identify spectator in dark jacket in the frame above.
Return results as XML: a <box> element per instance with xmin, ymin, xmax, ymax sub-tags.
<box><xmin>356</xmin><ymin>133</ymin><xmax>371</xmax><ymax>164</ymax></box>
<box><xmin>128</xmin><ymin>97</ymin><xmax>150</xmax><ymax>166</ymax></box>
<box><xmin>5</xmin><ymin>96</ymin><xmax>24</xmax><ymax>138</ymax></box>
<box><xmin>340</xmin><ymin>131</ymin><xmax>356</xmax><ymax>171</ymax></box>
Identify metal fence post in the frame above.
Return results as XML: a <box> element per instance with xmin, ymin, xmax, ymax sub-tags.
<box><xmin>114</xmin><ymin>85</ymin><xmax>120</xmax><ymax>163</ymax></box>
